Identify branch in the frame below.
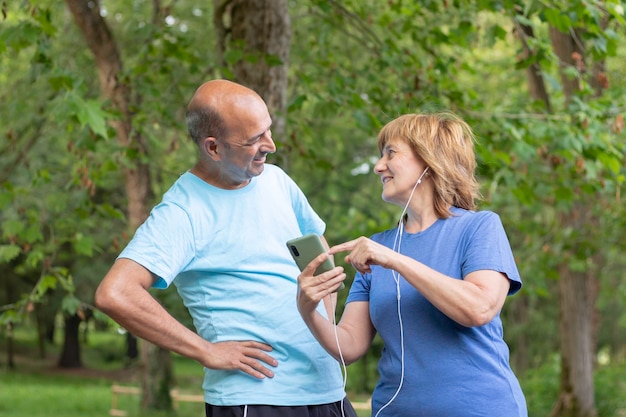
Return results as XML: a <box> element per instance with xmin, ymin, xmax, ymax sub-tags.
<box><xmin>465</xmin><ymin>110</ymin><xmax>570</xmax><ymax>121</ymax></box>
<box><xmin>327</xmin><ymin>0</ymin><xmax>383</xmax><ymax>48</ymax></box>
<box><xmin>512</xmin><ymin>6</ymin><xmax>552</xmax><ymax>112</ymax></box>
<box><xmin>0</xmin><ymin>114</ymin><xmax>47</xmax><ymax>183</ymax></box>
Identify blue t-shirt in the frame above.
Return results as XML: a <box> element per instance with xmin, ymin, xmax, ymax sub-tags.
<box><xmin>119</xmin><ymin>164</ymin><xmax>345</xmax><ymax>406</ymax></box>
<box><xmin>347</xmin><ymin>207</ymin><xmax>527</xmax><ymax>416</ymax></box>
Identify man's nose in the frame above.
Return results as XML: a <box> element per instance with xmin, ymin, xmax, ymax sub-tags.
<box><xmin>261</xmin><ymin>131</ymin><xmax>276</xmax><ymax>153</ymax></box>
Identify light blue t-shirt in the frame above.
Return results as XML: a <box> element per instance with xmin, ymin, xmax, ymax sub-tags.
<box><xmin>119</xmin><ymin>164</ymin><xmax>345</xmax><ymax>406</ymax></box>
<box><xmin>347</xmin><ymin>207</ymin><xmax>527</xmax><ymax>416</ymax></box>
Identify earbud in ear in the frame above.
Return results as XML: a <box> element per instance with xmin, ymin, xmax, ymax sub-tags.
<box><xmin>416</xmin><ymin>167</ymin><xmax>429</xmax><ymax>185</ymax></box>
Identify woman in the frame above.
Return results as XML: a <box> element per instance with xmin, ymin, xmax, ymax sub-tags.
<box><xmin>297</xmin><ymin>112</ymin><xmax>527</xmax><ymax>416</ymax></box>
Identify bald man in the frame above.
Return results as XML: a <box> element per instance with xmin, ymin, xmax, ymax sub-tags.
<box><xmin>95</xmin><ymin>80</ymin><xmax>356</xmax><ymax>417</ymax></box>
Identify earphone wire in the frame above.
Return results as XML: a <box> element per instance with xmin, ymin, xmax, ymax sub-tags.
<box><xmin>330</xmin><ymin>295</ymin><xmax>347</xmax><ymax>417</ymax></box>
<box><xmin>374</xmin><ymin>167</ymin><xmax>428</xmax><ymax>417</ymax></box>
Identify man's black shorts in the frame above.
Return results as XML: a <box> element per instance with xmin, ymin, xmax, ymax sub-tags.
<box><xmin>205</xmin><ymin>398</ymin><xmax>358</xmax><ymax>417</ymax></box>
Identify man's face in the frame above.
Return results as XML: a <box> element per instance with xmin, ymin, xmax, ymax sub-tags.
<box><xmin>215</xmin><ymin>97</ymin><xmax>276</xmax><ymax>188</ymax></box>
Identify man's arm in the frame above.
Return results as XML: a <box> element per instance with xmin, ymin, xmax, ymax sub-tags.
<box><xmin>95</xmin><ymin>258</ymin><xmax>278</xmax><ymax>379</ymax></box>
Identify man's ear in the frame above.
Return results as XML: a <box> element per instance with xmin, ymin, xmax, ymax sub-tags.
<box><xmin>204</xmin><ymin>137</ymin><xmax>220</xmax><ymax>159</ymax></box>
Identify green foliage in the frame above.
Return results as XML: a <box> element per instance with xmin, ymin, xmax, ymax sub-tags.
<box><xmin>0</xmin><ymin>0</ymin><xmax>200</xmax><ymax>328</ymax></box>
<box><xmin>0</xmin><ymin>0</ymin><xmax>625</xmax><ymax>410</ymax></box>
<box><xmin>594</xmin><ymin>360</ymin><xmax>626</xmax><ymax>416</ymax></box>
<box><xmin>519</xmin><ymin>355</ymin><xmax>626</xmax><ymax>416</ymax></box>
<box><xmin>519</xmin><ymin>355</ymin><xmax>561</xmax><ymax>416</ymax></box>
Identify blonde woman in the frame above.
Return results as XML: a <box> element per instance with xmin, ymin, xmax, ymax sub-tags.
<box><xmin>297</xmin><ymin>112</ymin><xmax>527</xmax><ymax>417</ymax></box>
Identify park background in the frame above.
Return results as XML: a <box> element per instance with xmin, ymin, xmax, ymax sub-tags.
<box><xmin>1</xmin><ymin>1</ymin><xmax>625</xmax><ymax>417</ymax></box>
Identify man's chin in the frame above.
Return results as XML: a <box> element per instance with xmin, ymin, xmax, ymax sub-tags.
<box><xmin>249</xmin><ymin>163</ymin><xmax>265</xmax><ymax>177</ymax></box>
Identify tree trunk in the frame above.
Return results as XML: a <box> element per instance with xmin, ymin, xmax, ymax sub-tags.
<box><xmin>35</xmin><ymin>292</ymin><xmax>60</xmax><ymax>358</ymax></box>
<box><xmin>548</xmin><ymin>26</ymin><xmax>584</xmax><ymax>108</ymax></box>
<box><xmin>58</xmin><ymin>313</ymin><xmax>83</xmax><ymax>368</ymax></box>
<box><xmin>140</xmin><ymin>342</ymin><xmax>174</xmax><ymax>410</ymax></box>
<box><xmin>214</xmin><ymin>0</ymin><xmax>291</xmax><ymax>159</ymax></box>
<box><xmin>126</xmin><ymin>332</ymin><xmax>139</xmax><ymax>363</ymax></box>
<box><xmin>63</xmin><ymin>0</ymin><xmax>152</xmax><ymax>231</ymax></box>
<box><xmin>3</xmin><ymin>265</ymin><xmax>16</xmax><ymax>369</ymax></box>
<box><xmin>64</xmin><ymin>0</ymin><xmax>161</xmax><ymax>410</ymax></box>
<box><xmin>509</xmin><ymin>295</ymin><xmax>530</xmax><ymax>374</ymax></box>
<box><xmin>548</xmin><ymin>201</ymin><xmax>599</xmax><ymax>417</ymax></box>
<box><xmin>513</xmin><ymin>15</ymin><xmax>551</xmax><ymax>112</ymax></box>
<box><xmin>549</xmin><ymin>264</ymin><xmax>597</xmax><ymax>417</ymax></box>
<box><xmin>6</xmin><ymin>322</ymin><xmax>15</xmax><ymax>370</ymax></box>
<box><xmin>534</xmin><ymin>21</ymin><xmax>604</xmax><ymax>417</ymax></box>
<box><xmin>359</xmin><ymin>349</ymin><xmax>371</xmax><ymax>393</ymax></box>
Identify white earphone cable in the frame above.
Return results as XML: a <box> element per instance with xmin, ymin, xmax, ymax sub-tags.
<box><xmin>374</xmin><ymin>220</ymin><xmax>406</xmax><ymax>417</ymax></box>
<box><xmin>374</xmin><ymin>167</ymin><xmax>428</xmax><ymax>416</ymax></box>
<box><xmin>330</xmin><ymin>295</ymin><xmax>347</xmax><ymax>417</ymax></box>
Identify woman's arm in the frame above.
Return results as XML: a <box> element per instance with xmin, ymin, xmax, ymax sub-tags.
<box><xmin>296</xmin><ymin>252</ymin><xmax>376</xmax><ymax>364</ymax></box>
<box><xmin>331</xmin><ymin>237</ymin><xmax>510</xmax><ymax>327</ymax></box>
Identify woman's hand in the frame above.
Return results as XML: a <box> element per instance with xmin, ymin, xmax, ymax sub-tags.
<box><xmin>296</xmin><ymin>252</ymin><xmax>346</xmax><ymax>315</ymax></box>
<box><xmin>330</xmin><ymin>236</ymin><xmax>398</xmax><ymax>274</ymax></box>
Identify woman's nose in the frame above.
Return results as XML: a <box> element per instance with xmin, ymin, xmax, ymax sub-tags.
<box><xmin>373</xmin><ymin>157</ymin><xmax>385</xmax><ymax>174</ymax></box>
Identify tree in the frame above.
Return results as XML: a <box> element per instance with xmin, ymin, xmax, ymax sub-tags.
<box><xmin>63</xmin><ymin>0</ymin><xmax>177</xmax><ymax>409</ymax></box>
<box><xmin>284</xmin><ymin>2</ymin><xmax>625</xmax><ymax>406</ymax></box>
<box><xmin>59</xmin><ymin>0</ymin><xmax>292</xmax><ymax>410</ymax></box>
<box><xmin>1</xmin><ymin>2</ymin><xmax>624</xmax><ymax>414</ymax></box>
<box><xmin>214</xmin><ymin>0</ymin><xmax>291</xmax><ymax>148</ymax></box>
<box><xmin>507</xmin><ymin>2</ymin><xmax>624</xmax><ymax>415</ymax></box>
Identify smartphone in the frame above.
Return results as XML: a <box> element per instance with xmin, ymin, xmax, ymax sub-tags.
<box><xmin>286</xmin><ymin>234</ymin><xmax>345</xmax><ymax>291</ymax></box>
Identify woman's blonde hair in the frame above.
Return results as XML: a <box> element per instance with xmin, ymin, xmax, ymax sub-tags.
<box><xmin>377</xmin><ymin>112</ymin><xmax>481</xmax><ymax>218</ymax></box>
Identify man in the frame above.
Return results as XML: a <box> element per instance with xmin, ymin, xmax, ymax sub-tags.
<box><xmin>95</xmin><ymin>79</ymin><xmax>356</xmax><ymax>417</ymax></box>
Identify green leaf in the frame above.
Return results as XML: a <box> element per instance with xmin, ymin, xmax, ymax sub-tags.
<box><xmin>597</xmin><ymin>152</ymin><xmax>622</xmax><ymax>174</ymax></box>
<box><xmin>23</xmin><ymin>225</ymin><xmax>43</xmax><ymax>244</ymax></box>
<box><xmin>92</xmin><ymin>309</ymin><xmax>115</xmax><ymax>324</ymax></box>
<box><xmin>0</xmin><ymin>244</ymin><xmax>21</xmax><ymax>263</ymax></box>
<box><xmin>0</xmin><ymin>21</ymin><xmax>42</xmax><ymax>53</ymax></box>
<box><xmin>0</xmin><ymin>187</ymin><xmax>13</xmax><ymax>210</ymax></box>
<box><xmin>36</xmin><ymin>274</ymin><xmax>59</xmax><ymax>297</ymax></box>
<box><xmin>61</xmin><ymin>295</ymin><xmax>81</xmax><ymax>315</ymax></box>
<box><xmin>31</xmin><ymin>7</ymin><xmax>57</xmax><ymax>37</ymax></box>
<box><xmin>65</xmin><ymin>92</ymin><xmax>111</xmax><ymax>140</ymax></box>
<box><xmin>0</xmin><ymin>310</ymin><xmax>22</xmax><ymax>325</ymax></box>
<box><xmin>543</xmin><ymin>9</ymin><xmax>572</xmax><ymax>33</ymax></box>
<box><xmin>554</xmin><ymin>186</ymin><xmax>574</xmax><ymax>202</ymax></box>
<box><xmin>24</xmin><ymin>249</ymin><xmax>45</xmax><ymax>269</ymax></box>
<box><xmin>288</xmin><ymin>94</ymin><xmax>307</xmax><ymax>112</ymax></box>
<box><xmin>2</xmin><ymin>219</ymin><xmax>24</xmax><ymax>238</ymax></box>
<box><xmin>73</xmin><ymin>233</ymin><xmax>95</xmax><ymax>257</ymax></box>
<box><xmin>48</xmin><ymin>75</ymin><xmax>74</xmax><ymax>92</ymax></box>
<box><xmin>75</xmin><ymin>99</ymin><xmax>110</xmax><ymax>140</ymax></box>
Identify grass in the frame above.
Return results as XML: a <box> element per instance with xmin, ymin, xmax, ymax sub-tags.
<box><xmin>0</xmin><ymin>372</ymin><xmax>114</xmax><ymax>417</ymax></box>
<box><xmin>1</xmin><ymin>326</ymin><xmax>371</xmax><ymax>417</ymax></box>
<box><xmin>0</xmin><ymin>366</ymin><xmax>368</xmax><ymax>417</ymax></box>
<box><xmin>3</xmin><ymin>325</ymin><xmax>624</xmax><ymax>417</ymax></box>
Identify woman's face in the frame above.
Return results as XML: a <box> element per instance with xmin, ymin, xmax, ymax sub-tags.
<box><xmin>374</xmin><ymin>137</ymin><xmax>428</xmax><ymax>207</ymax></box>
